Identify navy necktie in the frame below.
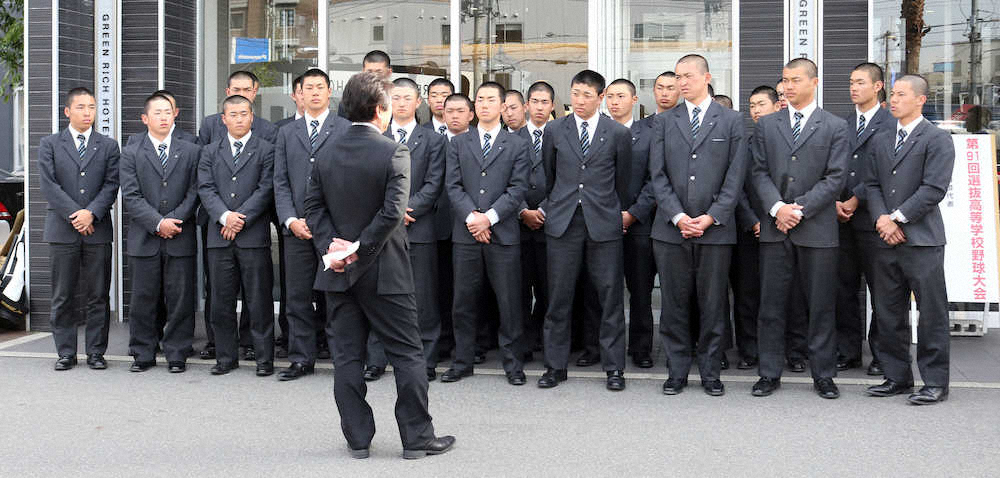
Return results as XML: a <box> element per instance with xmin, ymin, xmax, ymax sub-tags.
<box><xmin>856</xmin><ymin>114</ymin><xmax>866</xmax><ymax>138</ymax></box>
<box><xmin>482</xmin><ymin>132</ymin><xmax>492</xmax><ymax>160</ymax></box>
<box><xmin>158</xmin><ymin>143</ymin><xmax>168</xmax><ymax>170</ymax></box>
<box><xmin>579</xmin><ymin>121</ymin><xmax>590</xmax><ymax>157</ymax></box>
<box><xmin>438</xmin><ymin>125</ymin><xmax>447</xmax><ymax>136</ymax></box>
<box><xmin>77</xmin><ymin>134</ymin><xmax>86</xmax><ymax>160</ymax></box>
<box><xmin>397</xmin><ymin>128</ymin><xmax>407</xmax><ymax>144</ymax></box>
<box><xmin>894</xmin><ymin>129</ymin><xmax>907</xmax><ymax>154</ymax></box>
<box><xmin>532</xmin><ymin>129</ymin><xmax>542</xmax><ymax>155</ymax></box>
<box><xmin>309</xmin><ymin>120</ymin><xmax>319</xmax><ymax>151</ymax></box>
<box><xmin>690</xmin><ymin>106</ymin><xmax>701</xmax><ymax>138</ymax></box>
<box><xmin>233</xmin><ymin>141</ymin><xmax>243</xmax><ymax>166</ymax></box>
<box><xmin>791</xmin><ymin>112</ymin><xmax>804</xmax><ymax>143</ymax></box>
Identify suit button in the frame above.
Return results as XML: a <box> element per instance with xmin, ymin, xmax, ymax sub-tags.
<box><xmin>80</xmin><ymin>171</ymin><xmax>86</xmax><ymax>177</ymax></box>
<box><xmin>791</xmin><ymin>156</ymin><xmax>797</xmax><ymax>161</ymax></box>
<box><xmin>892</xmin><ymin>170</ymin><xmax>896</xmax><ymax>175</ymax></box>
<box><xmin>578</xmin><ymin>184</ymin><xmax>584</xmax><ymax>189</ymax></box>
<box><xmin>231</xmin><ymin>176</ymin><xmax>236</xmax><ymax>181</ymax></box>
<box><xmin>581</xmin><ymin>164</ymin><xmax>586</xmax><ymax>170</ymax></box>
<box><xmin>850</xmin><ymin>171</ymin><xmax>856</xmax><ymax>177</ymax></box>
<box><xmin>161</xmin><ymin>200</ymin><xmax>168</xmax><ymax>205</ymax></box>
<box><xmin>890</xmin><ymin>189</ymin><xmax>895</xmax><ymax>195</ymax></box>
<box><xmin>481</xmin><ymin>171</ymin><xmax>486</xmax><ymax>176</ymax></box>
<box><xmin>689</xmin><ymin>176</ymin><xmax>695</xmax><ymax>181</ymax></box>
<box><xmin>531</xmin><ymin>185</ymin><xmax>536</xmax><ymax>190</ymax></box>
<box><xmin>479</xmin><ymin>189</ymin><xmax>485</xmax><ymax>194</ymax></box>
<box><xmin>789</xmin><ymin>177</ymin><xmax>795</xmax><ymax>182</ymax></box>
<box><xmin>230</xmin><ymin>193</ymin><xmax>236</xmax><ymax>198</ymax></box>
<box><xmin>692</xmin><ymin>154</ymin><xmax>697</xmax><ymax>159</ymax></box>
<box><xmin>853</xmin><ymin>154</ymin><xmax>859</xmax><ymax>159</ymax></box>
<box><xmin>80</xmin><ymin>189</ymin><xmax>85</xmax><ymax>194</ymax></box>
<box><xmin>310</xmin><ymin>158</ymin><xmax>315</xmax><ymax>163</ymax></box>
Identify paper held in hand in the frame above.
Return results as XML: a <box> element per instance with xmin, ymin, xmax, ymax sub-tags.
<box><xmin>323</xmin><ymin>241</ymin><xmax>360</xmax><ymax>270</ymax></box>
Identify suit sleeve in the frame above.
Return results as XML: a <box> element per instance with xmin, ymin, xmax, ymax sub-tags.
<box><xmin>615</xmin><ymin>128</ymin><xmax>632</xmax><ymax>207</ymax></box>
<box><xmin>37</xmin><ymin>137</ymin><xmax>84</xmax><ymax>221</ymax></box>
<box><xmin>488</xmin><ymin>139</ymin><xmax>530</xmax><ymax>221</ymax></box>
<box><xmin>446</xmin><ymin>139</ymin><xmax>479</xmax><ymax>221</ymax></box>
<box><xmin>543</xmin><ymin>127</ymin><xmax>557</xmax><ymax>195</ymax></box>
<box><xmin>851</xmin><ymin>177</ymin><xmax>868</xmax><ymax>205</ymax></box>
<box><xmin>627</xmin><ymin>132</ymin><xmax>656</xmax><ymax>223</ymax></box>
<box><xmin>235</xmin><ymin>146</ymin><xmax>275</xmax><ymax>225</ymax></box>
<box><xmin>197</xmin><ymin>116</ymin><xmax>213</xmax><ymax>146</ymax></box>
<box><xmin>408</xmin><ymin>134</ymin><xmax>446</xmax><ymax>217</ymax></box>
<box><xmin>648</xmin><ymin>118</ymin><xmax>686</xmax><ymax>220</ymax></box>
<box><xmin>705</xmin><ymin>115</ymin><xmax>748</xmax><ymax>226</ymax></box>
<box><xmin>197</xmin><ymin>147</ymin><xmax>229</xmax><ymax>222</ymax></box>
<box><xmin>164</xmin><ymin>145</ymin><xmax>202</xmax><ymax>223</ymax></box>
<box><xmin>895</xmin><ymin>130</ymin><xmax>955</xmax><ymax>223</ymax></box>
<box><xmin>357</xmin><ymin>145</ymin><xmax>411</xmax><ymax>257</ymax></box>
<box><xmin>272</xmin><ymin>131</ymin><xmax>298</xmax><ymax>225</ymax></box>
<box><xmin>863</xmin><ymin>133</ymin><xmax>890</xmax><ymax>223</ymax></box>
<box><xmin>304</xmin><ymin>162</ymin><xmax>338</xmax><ymax>256</ymax></box>
<box><xmin>85</xmin><ymin>140</ymin><xmax>121</xmax><ymax>222</ymax></box>
<box><xmin>794</xmin><ymin>118</ymin><xmax>848</xmax><ymax>219</ymax></box>
<box><xmin>751</xmin><ymin>121</ymin><xmax>784</xmax><ymax>216</ymax></box>
<box><xmin>735</xmin><ymin>187</ymin><xmax>759</xmax><ymax>231</ymax></box>
<box><xmin>119</xmin><ymin>146</ymin><xmax>164</xmax><ymax>233</ymax></box>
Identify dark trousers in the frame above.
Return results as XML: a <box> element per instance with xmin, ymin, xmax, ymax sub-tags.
<box><xmin>200</xmin><ymin>225</ymin><xmax>251</xmax><ymax>347</ymax></box>
<box><xmin>785</xmin><ymin>273</ymin><xmax>809</xmax><ymax>362</ymax></box>
<box><xmin>869</xmin><ymin>246</ymin><xmax>949</xmax><ymax>387</ymax></box>
<box><xmin>624</xmin><ymin>231</ymin><xmax>656</xmax><ymax>359</ymax></box>
<box><xmin>325</xmin><ymin>272</ymin><xmax>435</xmax><ymax>450</ymax></box>
<box><xmin>128</xmin><ymin>253</ymin><xmax>196</xmax><ymax>363</ymax></box>
<box><xmin>436</xmin><ymin>239</ymin><xmax>455</xmax><ymax>357</ymax></box>
<box><xmin>50</xmin><ymin>242</ymin><xmax>112</xmax><ymax>357</ymax></box>
<box><xmin>757</xmin><ymin>240</ymin><xmax>838</xmax><ymax>380</ymax></box>
<box><xmin>544</xmin><ymin>207</ymin><xmax>626</xmax><ymax>371</ymax></box>
<box><xmin>520</xmin><ymin>237</ymin><xmax>547</xmax><ymax>354</ymax></box>
<box><xmin>451</xmin><ymin>242</ymin><xmax>523</xmax><ymax>374</ymax></box>
<box><xmin>574</xmin><ymin>274</ymin><xmax>601</xmax><ymax>355</ymax></box>
<box><xmin>729</xmin><ymin>229</ymin><xmax>760</xmax><ymax>361</ymax></box>
<box><xmin>283</xmin><ymin>236</ymin><xmax>321</xmax><ymax>365</ymax></box>
<box><xmin>207</xmin><ymin>246</ymin><xmax>274</xmax><ymax>366</ymax></box>
<box><xmin>654</xmin><ymin>241</ymin><xmax>732</xmax><ymax>382</ymax></box>
<box><xmin>836</xmin><ymin>225</ymin><xmax>881</xmax><ymax>362</ymax></box>
<box><xmin>275</xmin><ymin>227</ymin><xmax>289</xmax><ymax>342</ymax></box>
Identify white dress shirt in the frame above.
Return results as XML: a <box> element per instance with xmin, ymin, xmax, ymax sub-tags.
<box><xmin>391</xmin><ymin>118</ymin><xmax>418</xmax><ymax>144</ymax></box>
<box><xmin>889</xmin><ymin>115</ymin><xmax>926</xmax><ymax>223</ymax></box>
<box><xmin>431</xmin><ymin>116</ymin><xmax>448</xmax><ymax>135</ymax></box>
<box><xmin>856</xmin><ymin>103</ymin><xmax>880</xmax><ymax>133</ymax></box>
<box><xmin>220</xmin><ymin>130</ymin><xmax>253</xmax><ymax>226</ymax></box>
<box><xmin>465</xmin><ymin>123</ymin><xmax>503</xmax><ymax>226</ymax></box>
<box><xmin>573</xmin><ymin>111</ymin><xmax>599</xmax><ymax>146</ymax></box>
<box><xmin>304</xmin><ymin>109</ymin><xmax>330</xmax><ymax>136</ymax></box>
<box><xmin>768</xmin><ymin>100</ymin><xmax>819</xmax><ymax>218</ymax></box>
<box><xmin>68</xmin><ymin>124</ymin><xmax>93</xmax><ymax>150</ymax></box>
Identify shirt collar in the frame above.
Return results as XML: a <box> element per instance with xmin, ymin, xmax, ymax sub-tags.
<box><xmin>228</xmin><ymin>130</ymin><xmax>252</xmax><ymax>149</ymax></box>
<box><xmin>68</xmin><ymin>125</ymin><xmax>93</xmax><ymax>145</ymax></box>
<box><xmin>304</xmin><ymin>109</ymin><xmax>330</xmax><ymax>127</ymax></box>
<box><xmin>447</xmin><ymin>128</ymin><xmax>467</xmax><ymax>140</ymax></box>
<box><xmin>148</xmin><ymin>131</ymin><xmax>171</xmax><ymax>153</ymax></box>
<box><xmin>622</xmin><ymin>118</ymin><xmax>634</xmax><ymax>129</ymax></box>
<box><xmin>856</xmin><ymin>103</ymin><xmax>881</xmax><ymax>124</ymax></box>
<box><xmin>788</xmin><ymin>100</ymin><xmax>817</xmax><ymax>124</ymax></box>
<box><xmin>685</xmin><ymin>95</ymin><xmax>713</xmax><ymax>119</ymax></box>
<box><xmin>294</xmin><ymin>111</ymin><xmax>304</xmax><ymax>120</ymax></box>
<box><xmin>431</xmin><ymin>116</ymin><xmax>447</xmax><ymax>133</ymax></box>
<box><xmin>478</xmin><ymin>123</ymin><xmax>502</xmax><ymax>144</ymax></box>
<box><xmin>574</xmin><ymin>111</ymin><xmax>599</xmax><ymax>130</ymax></box>
<box><xmin>896</xmin><ymin>115</ymin><xmax>925</xmax><ymax>138</ymax></box>
<box><xmin>352</xmin><ymin>121</ymin><xmax>384</xmax><ymax>134</ymax></box>
<box><xmin>527</xmin><ymin>121</ymin><xmax>547</xmax><ymax>137</ymax></box>
<box><xmin>391</xmin><ymin>118</ymin><xmax>418</xmax><ymax>142</ymax></box>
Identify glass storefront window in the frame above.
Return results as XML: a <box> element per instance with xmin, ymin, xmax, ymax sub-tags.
<box><xmin>873</xmin><ymin>0</ymin><xmax>1000</xmax><ymax>133</ymax></box>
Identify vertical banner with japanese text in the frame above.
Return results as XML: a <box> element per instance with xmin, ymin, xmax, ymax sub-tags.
<box><xmin>95</xmin><ymin>0</ymin><xmax>116</xmax><ymax>139</ymax></box>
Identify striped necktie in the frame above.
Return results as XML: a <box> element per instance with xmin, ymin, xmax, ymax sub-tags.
<box><xmin>579</xmin><ymin>121</ymin><xmax>590</xmax><ymax>157</ymax></box>
<box><xmin>157</xmin><ymin>143</ymin><xmax>168</xmax><ymax>170</ymax></box>
<box><xmin>894</xmin><ymin>129</ymin><xmax>907</xmax><ymax>154</ymax></box>
<box><xmin>233</xmin><ymin>141</ymin><xmax>243</xmax><ymax>166</ymax></box>
<box><xmin>856</xmin><ymin>114</ymin><xmax>866</xmax><ymax>138</ymax></box>
<box><xmin>791</xmin><ymin>112</ymin><xmax>804</xmax><ymax>143</ymax></box>
<box><xmin>438</xmin><ymin>125</ymin><xmax>447</xmax><ymax>136</ymax></box>
<box><xmin>77</xmin><ymin>134</ymin><xmax>86</xmax><ymax>160</ymax></box>
<box><xmin>690</xmin><ymin>106</ymin><xmax>701</xmax><ymax>138</ymax></box>
<box><xmin>309</xmin><ymin>120</ymin><xmax>319</xmax><ymax>151</ymax></box>
<box><xmin>482</xmin><ymin>132</ymin><xmax>492</xmax><ymax>160</ymax></box>
<box><xmin>397</xmin><ymin>128</ymin><xmax>407</xmax><ymax>144</ymax></box>
<box><xmin>532</xmin><ymin>129</ymin><xmax>542</xmax><ymax>155</ymax></box>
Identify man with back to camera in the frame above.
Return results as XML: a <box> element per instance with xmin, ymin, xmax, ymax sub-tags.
<box><xmin>751</xmin><ymin>58</ymin><xmax>848</xmax><ymax>399</ymax></box>
<box><xmin>304</xmin><ymin>71</ymin><xmax>455</xmax><ymax>458</ymax></box>
<box><xmin>864</xmin><ymin>74</ymin><xmax>954</xmax><ymax>405</ymax></box>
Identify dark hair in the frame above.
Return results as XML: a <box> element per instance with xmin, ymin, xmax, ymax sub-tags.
<box><xmin>301</xmin><ymin>68</ymin><xmax>331</xmax><ymax>86</ymax></box>
<box><xmin>341</xmin><ymin>72</ymin><xmax>392</xmax><ymax>122</ymax></box>
<box><xmin>392</xmin><ymin>77</ymin><xmax>421</xmax><ymax>96</ymax></box>
<box><xmin>571</xmin><ymin>69</ymin><xmax>605</xmax><ymax>94</ymax></box>
<box><xmin>656</xmin><ymin>71</ymin><xmax>676</xmax><ymax>81</ymax></box>
<box><xmin>713</xmin><ymin>95</ymin><xmax>733</xmax><ymax>109</ymax></box>
<box><xmin>292</xmin><ymin>74</ymin><xmax>304</xmax><ymax>92</ymax></box>
<box><xmin>152</xmin><ymin>89</ymin><xmax>176</xmax><ymax>104</ymax></box>
<box><xmin>852</xmin><ymin>62</ymin><xmax>884</xmax><ymax>85</ymax></box>
<box><xmin>363</xmin><ymin>50</ymin><xmax>391</xmax><ymax>67</ymax></box>
<box><xmin>527</xmin><ymin>81</ymin><xmax>555</xmax><ymax>102</ymax></box>
<box><xmin>222</xmin><ymin>94</ymin><xmax>253</xmax><ymax>113</ymax></box>
<box><xmin>504</xmin><ymin>90</ymin><xmax>525</xmax><ymax>104</ymax></box>
<box><xmin>896</xmin><ymin>74</ymin><xmax>929</xmax><ymax>97</ymax></box>
<box><xmin>143</xmin><ymin>93</ymin><xmax>174</xmax><ymax>113</ymax></box>
<box><xmin>476</xmin><ymin>81</ymin><xmax>506</xmax><ymax>100</ymax></box>
<box><xmin>677</xmin><ymin>54</ymin><xmax>709</xmax><ymax>73</ymax></box>
<box><xmin>785</xmin><ymin>58</ymin><xmax>818</xmax><ymax>79</ymax></box>
<box><xmin>65</xmin><ymin>87</ymin><xmax>95</xmax><ymax>107</ymax></box>
<box><xmin>444</xmin><ymin>93</ymin><xmax>473</xmax><ymax>111</ymax></box>
<box><xmin>749</xmin><ymin>85</ymin><xmax>779</xmax><ymax>104</ymax></box>
<box><xmin>228</xmin><ymin>70</ymin><xmax>259</xmax><ymax>87</ymax></box>
<box><xmin>607</xmin><ymin>78</ymin><xmax>636</xmax><ymax>96</ymax></box>
<box><xmin>707</xmin><ymin>84</ymin><xmax>715</xmax><ymax>97</ymax></box>
<box><xmin>428</xmin><ymin>78</ymin><xmax>455</xmax><ymax>94</ymax></box>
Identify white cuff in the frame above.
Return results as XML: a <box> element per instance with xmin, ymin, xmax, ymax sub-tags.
<box><xmin>769</xmin><ymin>201</ymin><xmax>785</xmax><ymax>218</ymax></box>
<box><xmin>486</xmin><ymin>209</ymin><xmax>499</xmax><ymax>226</ymax></box>
<box><xmin>156</xmin><ymin>218</ymin><xmax>165</xmax><ymax>233</ymax></box>
<box><xmin>284</xmin><ymin>217</ymin><xmax>298</xmax><ymax>229</ymax></box>
<box><xmin>538</xmin><ymin>207</ymin><xmax>545</xmax><ymax>218</ymax></box>
<box><xmin>219</xmin><ymin>211</ymin><xmax>230</xmax><ymax>226</ymax></box>
<box><xmin>465</xmin><ymin>212</ymin><xmax>476</xmax><ymax>224</ymax></box>
<box><xmin>890</xmin><ymin>209</ymin><xmax>908</xmax><ymax>223</ymax></box>
<box><xmin>671</xmin><ymin>213</ymin><xmax>685</xmax><ymax>226</ymax></box>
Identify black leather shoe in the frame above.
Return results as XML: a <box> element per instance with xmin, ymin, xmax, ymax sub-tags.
<box><xmin>537</xmin><ymin>368</ymin><xmax>568</xmax><ymax>388</ymax></box>
<box><xmin>256</xmin><ymin>362</ymin><xmax>274</xmax><ymax>377</ymax></box>
<box><xmin>575</xmin><ymin>352</ymin><xmax>600</xmax><ymax>367</ymax></box>
<box><xmin>54</xmin><ymin>356</ymin><xmax>77</xmax><ymax>371</ymax></box>
<box><xmin>402</xmin><ymin>435</ymin><xmax>456</xmax><ymax>459</ymax></box>
<box><xmin>752</xmin><ymin>377</ymin><xmax>781</xmax><ymax>397</ymax></box>
<box><xmin>168</xmin><ymin>362</ymin><xmax>186</xmax><ymax>373</ymax></box>
<box><xmin>908</xmin><ymin>386</ymin><xmax>948</xmax><ymax>405</ymax></box>
<box><xmin>363</xmin><ymin>366</ymin><xmax>385</xmax><ymax>382</ymax></box>
<box><xmin>473</xmin><ymin>352</ymin><xmax>486</xmax><ymax>365</ymax></box>
<box><xmin>210</xmin><ymin>362</ymin><xmax>238</xmax><ymax>375</ymax></box>
<box><xmin>241</xmin><ymin>346</ymin><xmax>256</xmax><ymax>361</ymax></box>
<box><xmin>278</xmin><ymin>362</ymin><xmax>314</xmax><ymax>381</ymax></box>
<box><xmin>866</xmin><ymin>379</ymin><xmax>914</xmax><ymax>397</ymax></box>
<box><xmin>814</xmin><ymin>378</ymin><xmax>840</xmax><ymax>399</ymax></box>
<box><xmin>129</xmin><ymin>360</ymin><xmax>156</xmax><ymax>372</ymax></box>
<box><xmin>199</xmin><ymin>343</ymin><xmax>216</xmax><ymax>360</ymax></box>
<box><xmin>87</xmin><ymin>354</ymin><xmax>108</xmax><ymax>370</ymax></box>
<box><xmin>737</xmin><ymin>357</ymin><xmax>758</xmax><ymax>370</ymax></box>
<box><xmin>632</xmin><ymin>355</ymin><xmax>654</xmax><ymax>369</ymax></box>
<box><xmin>836</xmin><ymin>357</ymin><xmax>863</xmax><ymax>371</ymax></box>
<box><xmin>720</xmin><ymin>355</ymin><xmax>730</xmax><ymax>370</ymax></box>
<box><xmin>703</xmin><ymin>379</ymin><xmax>725</xmax><ymax>396</ymax></box>
<box><xmin>507</xmin><ymin>370</ymin><xmax>527</xmax><ymax>386</ymax></box>
<box><xmin>427</xmin><ymin>368</ymin><xmax>437</xmax><ymax>381</ymax></box>
<box><xmin>440</xmin><ymin>368</ymin><xmax>473</xmax><ymax>383</ymax></box>
<box><xmin>866</xmin><ymin>360</ymin><xmax>884</xmax><ymax>376</ymax></box>
<box><xmin>606</xmin><ymin>370</ymin><xmax>626</xmax><ymax>391</ymax></box>
<box><xmin>662</xmin><ymin>377</ymin><xmax>688</xmax><ymax>395</ymax></box>
<box><xmin>786</xmin><ymin>358</ymin><xmax>806</xmax><ymax>373</ymax></box>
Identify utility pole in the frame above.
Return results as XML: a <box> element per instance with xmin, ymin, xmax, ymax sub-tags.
<box><xmin>968</xmin><ymin>0</ymin><xmax>982</xmax><ymax>104</ymax></box>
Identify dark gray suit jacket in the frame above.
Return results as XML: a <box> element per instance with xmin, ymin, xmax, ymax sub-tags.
<box><xmin>515</xmin><ymin>126</ymin><xmax>548</xmax><ymax>242</ymax></box>
<box><xmin>273</xmin><ymin>113</ymin><xmax>351</xmax><ymax>235</ymax></box>
<box><xmin>38</xmin><ymin>129</ymin><xmax>121</xmax><ymax>244</ymax></box>
<box><xmin>304</xmin><ymin>124</ymin><xmax>413</xmax><ymax>295</ymax></box>
<box><xmin>446</xmin><ymin>128</ymin><xmax>531</xmax><ymax>246</ymax></box>
<box><xmin>843</xmin><ymin>106</ymin><xmax>892</xmax><ymax>232</ymax></box>
<box><xmin>542</xmin><ymin>114</ymin><xmax>631</xmax><ymax>242</ymax></box>
<box><xmin>624</xmin><ymin>118</ymin><xmax>657</xmax><ymax>235</ymax></box>
<box><xmin>197</xmin><ymin>134</ymin><xmax>275</xmax><ymax>249</ymax></box>
<box><xmin>649</xmin><ymin>102</ymin><xmax>748</xmax><ymax>245</ymax></box>
<box><xmin>121</xmin><ymin>137</ymin><xmax>200</xmax><ymax>257</ymax></box>
<box><xmin>421</xmin><ymin>121</ymin><xmax>454</xmax><ymax>241</ymax></box>
<box><xmin>274</xmin><ymin>115</ymin><xmax>297</xmax><ymax>129</ymax></box>
<box><xmin>735</xmin><ymin>141</ymin><xmax>762</xmax><ymax>232</ymax></box>
<box><xmin>198</xmin><ymin>113</ymin><xmax>278</xmax><ymax>146</ymax></box>
<box><xmin>864</xmin><ymin>118</ymin><xmax>954</xmax><ymax>247</ymax></box>
<box><xmin>386</xmin><ymin>124</ymin><xmax>447</xmax><ymax>244</ymax></box>
<box><xmin>751</xmin><ymin>107</ymin><xmax>849</xmax><ymax>247</ymax></box>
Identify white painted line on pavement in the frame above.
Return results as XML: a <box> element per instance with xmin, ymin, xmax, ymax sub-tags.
<box><xmin>0</xmin><ymin>332</ymin><xmax>52</xmax><ymax>350</ymax></box>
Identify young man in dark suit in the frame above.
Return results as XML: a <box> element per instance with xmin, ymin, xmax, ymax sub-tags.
<box><xmin>648</xmin><ymin>55</ymin><xmax>748</xmax><ymax>396</ymax></box>
<box><xmin>502</xmin><ymin>90</ymin><xmax>527</xmax><ymax>133</ymax></box>
<box><xmin>304</xmin><ymin>72</ymin><xmax>454</xmax><ymax>459</ymax></box>
<box><xmin>38</xmin><ymin>87</ymin><xmax>120</xmax><ymax>371</ymax></box>
<box><xmin>539</xmin><ymin>70</ymin><xmax>632</xmax><ymax>391</ymax></box>
<box><xmin>273</xmin><ymin>68</ymin><xmax>350</xmax><ymax>381</ymax></box>
<box><xmin>125</xmin><ymin>90</ymin><xmax>198</xmax><ymax>147</ymax></box>
<box><xmin>120</xmin><ymin>93</ymin><xmax>201</xmax><ymax>373</ymax></box>
<box><xmin>864</xmin><ymin>74</ymin><xmax>954</xmax><ymax>405</ymax></box>
<box><xmin>751</xmin><ymin>58</ymin><xmax>848</xmax><ymax>399</ymax></box>
<box><xmin>835</xmin><ymin>62</ymin><xmax>891</xmax><ymax>376</ymax></box>
<box><xmin>197</xmin><ymin>95</ymin><xmax>276</xmax><ymax>376</ymax></box>
<box><xmin>441</xmin><ymin>81</ymin><xmax>531</xmax><ymax>386</ymax></box>
<box><xmin>605</xmin><ymin>78</ymin><xmax>657</xmax><ymax>370</ymax></box>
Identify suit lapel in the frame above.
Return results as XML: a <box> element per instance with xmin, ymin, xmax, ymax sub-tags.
<box><xmin>233</xmin><ymin>135</ymin><xmax>257</xmax><ymax>175</ymax></box>
<box><xmin>140</xmin><ymin>136</ymin><xmax>166</xmax><ymax>178</ymax></box>
<box><xmin>295</xmin><ymin>117</ymin><xmax>313</xmax><ymax>152</ymax></box>
<box><xmin>163</xmin><ymin>142</ymin><xmax>183</xmax><ymax>179</ymax></box>
<box><xmin>79</xmin><ymin>134</ymin><xmax>100</xmax><ymax>170</ymax></box>
<box><xmin>792</xmin><ymin>109</ymin><xmax>823</xmax><ymax>152</ymax></box>
<box><xmin>776</xmin><ymin>112</ymin><xmax>796</xmax><ymax>150</ymax></box>
<box><xmin>564</xmin><ymin>117</ymin><xmax>585</xmax><ymax>162</ymax></box>
<box><xmin>691</xmin><ymin>102</ymin><xmax>720</xmax><ymax>151</ymax></box>
<box><xmin>891</xmin><ymin>119</ymin><xmax>927</xmax><ymax>168</ymax></box>
<box><xmin>312</xmin><ymin>114</ymin><xmax>340</xmax><ymax>152</ymax></box>
<box><xmin>672</xmin><ymin>107</ymin><xmax>694</xmax><ymax>149</ymax></box>
<box><xmin>482</xmin><ymin>129</ymin><xmax>507</xmax><ymax>171</ymax></box>
<box><xmin>465</xmin><ymin>131</ymin><xmax>486</xmax><ymax>167</ymax></box>
<box><xmin>584</xmin><ymin>116</ymin><xmax>611</xmax><ymax>163</ymax></box>
<box><xmin>858</xmin><ymin>108</ymin><xmax>888</xmax><ymax>150</ymax></box>
<box><xmin>219</xmin><ymin>139</ymin><xmax>236</xmax><ymax>174</ymax></box>
<box><xmin>61</xmin><ymin>130</ymin><xmax>83</xmax><ymax>166</ymax></box>
<box><xmin>406</xmin><ymin>125</ymin><xmax>424</xmax><ymax>156</ymax></box>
